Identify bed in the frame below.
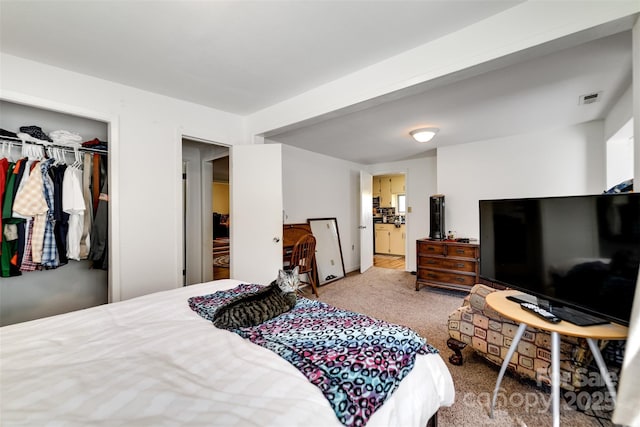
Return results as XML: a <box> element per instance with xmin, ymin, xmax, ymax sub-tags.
<box><xmin>0</xmin><ymin>279</ymin><xmax>454</xmax><ymax>426</ymax></box>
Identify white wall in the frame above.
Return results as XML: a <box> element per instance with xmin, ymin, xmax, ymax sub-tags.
<box><xmin>1</xmin><ymin>100</ymin><xmax>108</xmax><ymax>141</ymax></box>
<box><xmin>281</xmin><ymin>144</ymin><xmax>361</xmax><ymax>273</ymax></box>
<box><xmin>604</xmin><ymin>84</ymin><xmax>633</xmax><ymax>141</ymax></box>
<box><xmin>281</xmin><ymin>144</ymin><xmax>438</xmax><ymax>274</ymax></box>
<box><xmin>604</xmin><ymin>83</ymin><xmax>634</xmax><ymax>189</ymax></box>
<box><xmin>367</xmin><ymin>154</ymin><xmax>437</xmax><ymax>272</ymax></box>
<box><xmin>437</xmin><ymin>120</ymin><xmax>605</xmax><ymax>241</ymax></box>
<box><xmin>606</xmin><ymin>119</ymin><xmax>634</xmax><ymax>188</ymax></box>
<box><xmin>1</xmin><ymin>53</ymin><xmax>245</xmax><ymax>301</ymax></box>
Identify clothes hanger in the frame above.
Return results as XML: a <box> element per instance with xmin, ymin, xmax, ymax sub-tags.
<box><xmin>71</xmin><ymin>146</ymin><xmax>81</xmax><ymax>169</ymax></box>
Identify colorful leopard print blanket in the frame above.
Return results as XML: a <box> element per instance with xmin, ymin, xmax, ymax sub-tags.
<box><xmin>189</xmin><ymin>284</ymin><xmax>438</xmax><ymax>426</ymax></box>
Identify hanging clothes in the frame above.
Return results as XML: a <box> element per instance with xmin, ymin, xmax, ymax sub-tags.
<box><xmin>13</xmin><ymin>161</ymin><xmax>48</xmax><ymax>264</ymax></box>
<box><xmin>1</xmin><ymin>157</ymin><xmax>9</xmax><ymax>249</ymax></box>
<box><xmin>40</xmin><ymin>159</ymin><xmax>58</xmax><ymax>268</ymax></box>
<box><xmin>19</xmin><ymin>219</ymin><xmax>37</xmax><ymax>272</ymax></box>
<box><xmin>10</xmin><ymin>159</ymin><xmax>28</xmax><ymax>270</ymax></box>
<box><xmin>0</xmin><ymin>133</ymin><xmax>108</xmax><ymax>279</ymax></box>
<box><xmin>80</xmin><ymin>153</ymin><xmax>93</xmax><ymax>259</ymax></box>
<box><xmin>89</xmin><ymin>155</ymin><xmax>108</xmax><ymax>270</ymax></box>
<box><xmin>2</xmin><ymin>159</ymin><xmax>27</xmax><ymax>276</ymax></box>
<box><xmin>50</xmin><ymin>163</ymin><xmax>69</xmax><ymax>266</ymax></box>
<box><xmin>92</xmin><ymin>153</ymin><xmax>100</xmax><ymax>216</ymax></box>
<box><xmin>63</xmin><ymin>165</ymin><xmax>86</xmax><ymax>261</ymax></box>
<box><xmin>1</xmin><ymin>159</ymin><xmax>20</xmax><ymax>277</ymax></box>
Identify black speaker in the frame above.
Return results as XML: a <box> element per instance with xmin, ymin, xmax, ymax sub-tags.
<box><xmin>429</xmin><ymin>194</ymin><xmax>445</xmax><ymax>240</ymax></box>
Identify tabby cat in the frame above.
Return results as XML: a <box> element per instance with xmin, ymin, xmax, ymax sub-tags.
<box><xmin>212</xmin><ymin>267</ymin><xmax>300</xmax><ymax>330</ymax></box>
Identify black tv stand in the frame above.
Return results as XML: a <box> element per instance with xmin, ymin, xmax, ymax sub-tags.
<box><xmin>506</xmin><ymin>293</ymin><xmax>609</xmax><ymax>326</ymax></box>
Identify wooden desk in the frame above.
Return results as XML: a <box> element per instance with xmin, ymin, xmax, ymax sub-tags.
<box><xmin>486</xmin><ymin>290</ymin><xmax>628</xmax><ymax>427</ymax></box>
<box><xmin>282</xmin><ymin>223</ymin><xmax>312</xmax><ymax>262</ymax></box>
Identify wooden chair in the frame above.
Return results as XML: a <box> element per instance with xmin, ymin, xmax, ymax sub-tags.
<box><xmin>289</xmin><ymin>234</ymin><xmax>319</xmax><ymax>297</ymax></box>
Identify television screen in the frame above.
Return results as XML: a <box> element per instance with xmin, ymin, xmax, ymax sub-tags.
<box><xmin>479</xmin><ymin>193</ymin><xmax>640</xmax><ymax>326</ymax></box>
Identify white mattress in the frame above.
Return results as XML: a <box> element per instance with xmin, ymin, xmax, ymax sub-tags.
<box><xmin>0</xmin><ymin>279</ymin><xmax>454</xmax><ymax>426</ymax></box>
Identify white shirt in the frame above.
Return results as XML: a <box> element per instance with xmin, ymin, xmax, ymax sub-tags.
<box><xmin>62</xmin><ymin>166</ymin><xmax>86</xmax><ymax>261</ymax></box>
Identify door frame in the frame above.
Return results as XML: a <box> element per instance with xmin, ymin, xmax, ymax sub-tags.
<box><xmin>360</xmin><ymin>170</ymin><xmax>373</xmax><ymax>273</ymax></box>
<box><xmin>180</xmin><ymin>135</ymin><xmax>230</xmax><ymax>286</ymax></box>
<box><xmin>369</xmin><ymin>170</ymin><xmax>408</xmax><ymax>271</ymax></box>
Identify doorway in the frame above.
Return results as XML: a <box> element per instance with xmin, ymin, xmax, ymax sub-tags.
<box><xmin>182</xmin><ymin>138</ymin><xmax>230</xmax><ymax>285</ymax></box>
<box><xmin>211</xmin><ymin>156</ymin><xmax>230</xmax><ymax>280</ymax></box>
<box><xmin>372</xmin><ymin>173</ymin><xmax>406</xmax><ymax>271</ymax></box>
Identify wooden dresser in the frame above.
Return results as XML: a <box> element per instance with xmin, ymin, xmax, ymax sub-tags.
<box><xmin>416</xmin><ymin>239</ymin><xmax>479</xmax><ymax>292</ymax></box>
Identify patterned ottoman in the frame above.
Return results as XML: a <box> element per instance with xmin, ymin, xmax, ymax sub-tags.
<box><xmin>447</xmin><ymin>284</ymin><xmax>608</xmax><ymax>391</ymax></box>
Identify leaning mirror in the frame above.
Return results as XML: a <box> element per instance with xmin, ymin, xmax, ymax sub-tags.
<box><xmin>307</xmin><ymin>217</ymin><xmax>346</xmax><ymax>285</ymax></box>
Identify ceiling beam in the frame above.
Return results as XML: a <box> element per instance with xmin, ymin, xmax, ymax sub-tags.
<box><xmin>246</xmin><ymin>1</ymin><xmax>639</xmax><ymax>140</ymax></box>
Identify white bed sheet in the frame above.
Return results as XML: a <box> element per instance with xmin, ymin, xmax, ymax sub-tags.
<box><xmin>0</xmin><ymin>279</ymin><xmax>454</xmax><ymax>426</ymax></box>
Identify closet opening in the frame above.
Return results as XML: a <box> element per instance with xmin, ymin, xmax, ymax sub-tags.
<box><xmin>181</xmin><ymin>138</ymin><xmax>229</xmax><ymax>285</ymax></box>
<box><xmin>0</xmin><ymin>99</ymin><xmax>111</xmax><ymax>326</ymax></box>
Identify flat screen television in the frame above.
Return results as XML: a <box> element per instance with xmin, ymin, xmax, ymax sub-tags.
<box><xmin>479</xmin><ymin>193</ymin><xmax>639</xmax><ymax>326</ymax></box>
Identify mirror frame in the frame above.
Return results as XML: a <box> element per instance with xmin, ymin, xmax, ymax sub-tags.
<box><xmin>307</xmin><ymin>217</ymin><xmax>346</xmax><ymax>285</ymax></box>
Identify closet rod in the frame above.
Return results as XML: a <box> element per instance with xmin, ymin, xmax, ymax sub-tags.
<box><xmin>0</xmin><ymin>135</ymin><xmax>108</xmax><ymax>155</ymax></box>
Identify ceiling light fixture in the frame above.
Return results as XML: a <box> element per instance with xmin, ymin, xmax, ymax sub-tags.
<box><xmin>410</xmin><ymin>127</ymin><xmax>439</xmax><ymax>143</ymax></box>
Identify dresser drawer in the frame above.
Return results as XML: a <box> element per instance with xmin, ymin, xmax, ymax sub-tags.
<box><xmin>418</xmin><ymin>257</ymin><xmax>477</xmax><ymax>273</ymax></box>
<box><xmin>446</xmin><ymin>244</ymin><xmax>478</xmax><ymax>259</ymax></box>
<box><xmin>417</xmin><ymin>269</ymin><xmax>477</xmax><ymax>286</ymax></box>
<box><xmin>415</xmin><ymin>239</ymin><xmax>479</xmax><ymax>292</ymax></box>
<box><xmin>417</xmin><ymin>242</ymin><xmax>446</xmax><ymax>256</ymax></box>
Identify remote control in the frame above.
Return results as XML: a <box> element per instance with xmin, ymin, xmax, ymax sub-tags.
<box><xmin>520</xmin><ymin>302</ymin><xmax>561</xmax><ymax>323</ymax></box>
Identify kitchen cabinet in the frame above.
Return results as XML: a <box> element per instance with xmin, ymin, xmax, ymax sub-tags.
<box><xmin>391</xmin><ymin>175</ymin><xmax>405</xmax><ymax>194</ymax></box>
<box><xmin>415</xmin><ymin>239</ymin><xmax>479</xmax><ymax>292</ymax></box>
<box><xmin>373</xmin><ymin>174</ymin><xmax>405</xmax><ymax>208</ymax></box>
<box><xmin>372</xmin><ymin>177</ymin><xmax>381</xmax><ymax>197</ymax></box>
<box><xmin>379</xmin><ymin>177</ymin><xmax>392</xmax><ymax>207</ymax></box>
<box><xmin>389</xmin><ymin>226</ymin><xmax>405</xmax><ymax>255</ymax></box>
<box><xmin>375</xmin><ymin>225</ymin><xmax>391</xmax><ymax>254</ymax></box>
<box><xmin>375</xmin><ymin>224</ymin><xmax>405</xmax><ymax>255</ymax></box>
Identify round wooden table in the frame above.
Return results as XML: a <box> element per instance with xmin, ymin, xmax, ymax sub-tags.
<box><xmin>485</xmin><ymin>290</ymin><xmax>628</xmax><ymax>427</ymax></box>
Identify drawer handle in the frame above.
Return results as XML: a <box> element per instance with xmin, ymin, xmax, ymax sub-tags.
<box><xmin>427</xmin><ymin>273</ymin><xmax>438</xmax><ymax>279</ymax></box>
<box><xmin>455</xmin><ymin>249</ymin><xmax>465</xmax><ymax>254</ymax></box>
<box><xmin>455</xmin><ymin>277</ymin><xmax>465</xmax><ymax>282</ymax></box>
<box><xmin>428</xmin><ymin>247</ymin><xmax>436</xmax><ymax>251</ymax></box>
<box><xmin>456</xmin><ymin>263</ymin><xmax>465</xmax><ymax>268</ymax></box>
<box><xmin>427</xmin><ymin>260</ymin><xmax>437</xmax><ymax>264</ymax></box>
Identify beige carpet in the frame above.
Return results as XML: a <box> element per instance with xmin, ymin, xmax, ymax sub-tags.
<box><xmin>317</xmin><ymin>267</ymin><xmax>617</xmax><ymax>427</ymax></box>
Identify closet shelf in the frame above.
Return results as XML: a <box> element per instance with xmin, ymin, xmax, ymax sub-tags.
<box><xmin>0</xmin><ymin>135</ymin><xmax>108</xmax><ymax>154</ymax></box>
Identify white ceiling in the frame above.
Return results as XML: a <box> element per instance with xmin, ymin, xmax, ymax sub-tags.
<box><xmin>269</xmin><ymin>30</ymin><xmax>633</xmax><ymax>164</ymax></box>
<box><xmin>0</xmin><ymin>0</ymin><xmax>522</xmax><ymax>114</ymax></box>
<box><xmin>0</xmin><ymin>1</ymin><xmax>634</xmax><ymax>165</ymax></box>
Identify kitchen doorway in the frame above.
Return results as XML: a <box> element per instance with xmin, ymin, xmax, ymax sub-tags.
<box><xmin>372</xmin><ymin>173</ymin><xmax>406</xmax><ymax>271</ymax></box>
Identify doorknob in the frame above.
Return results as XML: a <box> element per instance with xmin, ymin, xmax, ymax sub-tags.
<box><xmin>273</xmin><ymin>237</ymin><xmax>280</xmax><ymax>243</ymax></box>
<box><xmin>358</xmin><ymin>225</ymin><xmax>366</xmax><ymax>229</ymax></box>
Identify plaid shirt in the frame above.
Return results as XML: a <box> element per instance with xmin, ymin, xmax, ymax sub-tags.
<box><xmin>40</xmin><ymin>159</ymin><xmax>58</xmax><ymax>268</ymax></box>
<box><xmin>20</xmin><ymin>220</ymin><xmax>38</xmax><ymax>272</ymax></box>
<box><xmin>12</xmin><ymin>161</ymin><xmax>48</xmax><ymax>264</ymax></box>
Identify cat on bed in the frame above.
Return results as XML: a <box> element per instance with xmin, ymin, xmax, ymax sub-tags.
<box><xmin>212</xmin><ymin>267</ymin><xmax>300</xmax><ymax>329</ymax></box>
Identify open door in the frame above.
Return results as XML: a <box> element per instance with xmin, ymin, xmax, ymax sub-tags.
<box><xmin>360</xmin><ymin>170</ymin><xmax>373</xmax><ymax>273</ymax></box>
<box><xmin>230</xmin><ymin>144</ymin><xmax>283</xmax><ymax>284</ymax></box>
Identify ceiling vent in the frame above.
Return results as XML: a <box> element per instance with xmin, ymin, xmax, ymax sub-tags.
<box><xmin>578</xmin><ymin>91</ymin><xmax>602</xmax><ymax>105</ymax></box>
